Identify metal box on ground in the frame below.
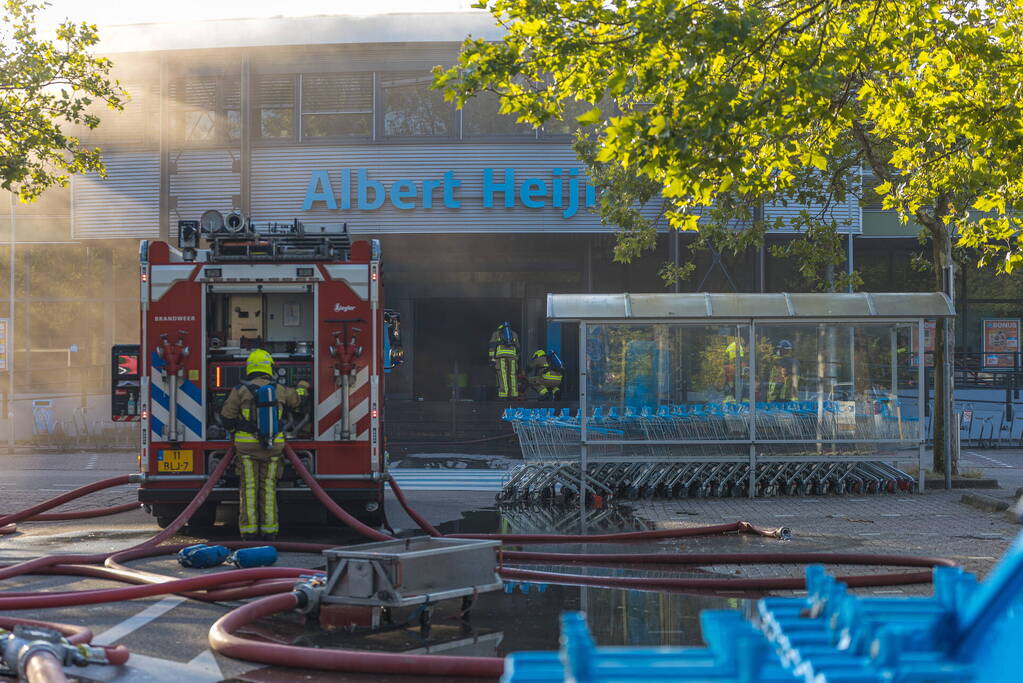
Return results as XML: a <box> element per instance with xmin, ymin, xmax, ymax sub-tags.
<box><xmin>321</xmin><ymin>537</ymin><xmax>502</xmax><ymax>607</ymax></box>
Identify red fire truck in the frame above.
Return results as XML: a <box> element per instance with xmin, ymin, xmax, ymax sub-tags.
<box><xmin>111</xmin><ymin>211</ymin><xmax>402</xmax><ymax>528</ymax></box>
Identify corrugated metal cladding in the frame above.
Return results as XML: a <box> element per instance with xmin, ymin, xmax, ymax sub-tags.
<box><xmin>763</xmin><ymin>175</ymin><xmax>863</xmax><ymax>234</ymax></box>
<box><xmin>250</xmin><ymin>144</ymin><xmax>658</xmax><ymax>234</ymax></box>
<box><xmin>170</xmin><ymin>150</ymin><xmax>241</xmax><ymax>225</ymax></box>
<box><xmin>252</xmin><ymin>44</ymin><xmax>461</xmax><ymax>74</ymax></box>
<box><xmin>71</xmin><ymin>152</ymin><xmax>161</xmax><ymax>239</ymax></box>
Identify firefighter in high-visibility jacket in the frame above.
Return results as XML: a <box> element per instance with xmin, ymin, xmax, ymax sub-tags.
<box><xmin>723</xmin><ymin>338</ymin><xmax>744</xmax><ymax>402</ymax></box>
<box><xmin>220</xmin><ymin>349</ymin><xmax>307</xmax><ymax>540</ymax></box>
<box><xmin>527</xmin><ymin>349</ymin><xmax>564</xmax><ymax>400</ymax></box>
<box><xmin>767</xmin><ymin>340</ymin><xmax>799</xmax><ymax>402</ymax></box>
<box><xmin>489</xmin><ymin>321</ymin><xmax>520</xmax><ymax>399</ymax></box>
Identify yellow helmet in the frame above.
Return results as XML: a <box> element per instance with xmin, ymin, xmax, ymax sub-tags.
<box><xmin>245</xmin><ymin>349</ymin><xmax>274</xmax><ymax>377</ymax></box>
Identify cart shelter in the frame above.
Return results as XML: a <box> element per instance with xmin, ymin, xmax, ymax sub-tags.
<box><xmin>528</xmin><ymin>292</ymin><xmax>955</xmax><ymax>499</ymax></box>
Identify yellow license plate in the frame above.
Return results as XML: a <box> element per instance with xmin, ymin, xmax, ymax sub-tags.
<box><xmin>157</xmin><ymin>449</ymin><xmax>194</xmax><ymax>473</ymax></box>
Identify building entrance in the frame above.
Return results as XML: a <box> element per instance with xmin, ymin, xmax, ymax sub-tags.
<box><xmin>414</xmin><ymin>298</ymin><xmax>523</xmax><ymax>401</ymax></box>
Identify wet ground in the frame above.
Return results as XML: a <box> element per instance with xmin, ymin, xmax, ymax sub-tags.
<box><xmin>1</xmin><ymin>457</ymin><xmax>766</xmax><ymax>683</ymax></box>
<box><xmin>5</xmin><ymin>449</ymin><xmax>1021</xmax><ymax>682</ymax></box>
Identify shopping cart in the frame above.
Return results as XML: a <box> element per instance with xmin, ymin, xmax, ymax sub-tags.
<box><xmin>498</xmin><ymin>403</ymin><xmax>917</xmax><ymax>502</ymax></box>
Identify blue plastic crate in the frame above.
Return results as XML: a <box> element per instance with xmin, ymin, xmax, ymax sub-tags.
<box><xmin>503</xmin><ymin>527</ymin><xmax>1023</xmax><ymax>682</ymax></box>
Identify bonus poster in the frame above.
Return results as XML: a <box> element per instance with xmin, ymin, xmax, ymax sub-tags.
<box><xmin>982</xmin><ymin>319</ymin><xmax>1020</xmax><ymax>371</ymax></box>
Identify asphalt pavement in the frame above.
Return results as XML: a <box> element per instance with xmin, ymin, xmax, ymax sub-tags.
<box><xmin>2</xmin><ymin>448</ymin><xmax>1023</xmax><ymax>682</ymax></box>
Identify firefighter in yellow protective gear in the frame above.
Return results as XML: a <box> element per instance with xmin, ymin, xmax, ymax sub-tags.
<box><xmin>527</xmin><ymin>349</ymin><xmax>564</xmax><ymax>400</ymax></box>
<box><xmin>220</xmin><ymin>349</ymin><xmax>307</xmax><ymax>540</ymax></box>
<box><xmin>489</xmin><ymin>321</ymin><xmax>520</xmax><ymax>399</ymax></box>
<box><xmin>767</xmin><ymin>340</ymin><xmax>799</xmax><ymax>402</ymax></box>
<box><xmin>723</xmin><ymin>337</ymin><xmax>744</xmax><ymax>402</ymax></box>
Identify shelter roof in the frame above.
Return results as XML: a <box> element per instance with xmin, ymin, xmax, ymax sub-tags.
<box><xmin>546</xmin><ymin>292</ymin><xmax>955</xmax><ymax>320</ymax></box>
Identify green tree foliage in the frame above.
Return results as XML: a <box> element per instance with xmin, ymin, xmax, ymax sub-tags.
<box><xmin>0</xmin><ymin>0</ymin><xmax>125</xmax><ymax>200</ymax></box>
<box><xmin>434</xmin><ymin>0</ymin><xmax>1020</xmax><ymax>471</ymax></box>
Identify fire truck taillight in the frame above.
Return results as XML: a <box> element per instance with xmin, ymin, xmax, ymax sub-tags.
<box><xmin>372</xmin><ymin>409</ymin><xmax>378</xmax><ymax>419</ymax></box>
<box><xmin>141</xmin><ymin>409</ymin><xmax>148</xmax><ymax>420</ymax></box>
<box><xmin>372</xmin><ymin>271</ymin><xmax>378</xmax><ymax>281</ymax></box>
<box><xmin>141</xmin><ymin>272</ymin><xmax>148</xmax><ymax>282</ymax></box>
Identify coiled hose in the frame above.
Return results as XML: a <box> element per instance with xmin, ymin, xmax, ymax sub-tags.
<box><xmin>0</xmin><ymin>442</ymin><xmax>957</xmax><ymax>680</ymax></box>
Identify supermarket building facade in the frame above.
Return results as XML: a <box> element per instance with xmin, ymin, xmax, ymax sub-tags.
<box><xmin>0</xmin><ymin>11</ymin><xmax>1003</xmax><ymax>410</ymax></box>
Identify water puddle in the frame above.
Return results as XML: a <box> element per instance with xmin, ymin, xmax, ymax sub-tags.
<box><xmin>246</xmin><ymin>502</ymin><xmax>755</xmax><ymax>680</ymax></box>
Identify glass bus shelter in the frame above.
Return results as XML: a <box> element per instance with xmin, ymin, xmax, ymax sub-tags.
<box><xmin>504</xmin><ymin>292</ymin><xmax>955</xmax><ymax>502</ymax></box>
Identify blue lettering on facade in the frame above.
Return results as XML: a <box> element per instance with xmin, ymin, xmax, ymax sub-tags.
<box><xmin>301</xmin><ymin>168</ymin><xmax>596</xmax><ymax>217</ymax></box>
<box><xmin>303</xmin><ymin>171</ymin><xmax>336</xmax><ymax>210</ymax></box>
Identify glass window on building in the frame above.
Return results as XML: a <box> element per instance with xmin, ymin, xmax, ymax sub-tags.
<box><xmin>174</xmin><ymin>78</ymin><xmax>217</xmax><ymax>142</ymax></box>
<box><xmin>301</xmin><ymin>72</ymin><xmax>373</xmax><ymax>139</ymax></box>
<box><xmin>541</xmin><ymin>99</ymin><xmax>607</xmax><ymax>137</ymax></box>
<box><xmin>861</xmin><ymin>172</ymin><xmax>885</xmax><ymax>211</ymax></box>
<box><xmin>380</xmin><ymin>72</ymin><xmax>453</xmax><ymax>138</ymax></box>
<box><xmin>171</xmin><ymin>75</ymin><xmax>240</xmax><ymax>143</ymax></box>
<box><xmin>462</xmin><ymin>91</ymin><xmax>535</xmax><ymax>138</ymax></box>
<box><xmin>223</xmin><ymin>78</ymin><xmax>241</xmax><ymax>142</ymax></box>
<box><xmin>254</xmin><ymin>74</ymin><xmax>296</xmax><ymax>140</ymax></box>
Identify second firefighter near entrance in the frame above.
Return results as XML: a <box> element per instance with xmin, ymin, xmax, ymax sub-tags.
<box><xmin>489</xmin><ymin>321</ymin><xmax>520</xmax><ymax>399</ymax></box>
<box><xmin>527</xmin><ymin>349</ymin><xmax>564</xmax><ymax>400</ymax></box>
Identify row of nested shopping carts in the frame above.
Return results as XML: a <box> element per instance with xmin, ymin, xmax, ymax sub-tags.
<box><xmin>499</xmin><ymin>401</ymin><xmax>918</xmax><ymax>503</ymax></box>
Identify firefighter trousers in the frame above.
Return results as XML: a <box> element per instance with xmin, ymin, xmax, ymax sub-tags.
<box><xmin>495</xmin><ymin>356</ymin><xmax>518</xmax><ymax>399</ymax></box>
<box><xmin>235</xmin><ymin>448</ymin><xmax>283</xmax><ymax>536</ymax></box>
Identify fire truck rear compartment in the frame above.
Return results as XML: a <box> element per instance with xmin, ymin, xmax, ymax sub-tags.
<box><xmin>206</xmin><ymin>291</ymin><xmax>316</xmax><ymax>439</ymax></box>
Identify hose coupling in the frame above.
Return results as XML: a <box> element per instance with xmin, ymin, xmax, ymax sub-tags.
<box><xmin>1</xmin><ymin>625</ymin><xmax>124</xmax><ymax>679</ymax></box>
<box><xmin>128</xmin><ymin>473</ymin><xmax>145</xmax><ymax>483</ymax></box>
<box><xmin>293</xmin><ymin>577</ymin><xmax>326</xmax><ymax>616</ymax></box>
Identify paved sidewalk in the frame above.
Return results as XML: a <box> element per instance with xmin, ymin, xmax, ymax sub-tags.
<box><xmin>629</xmin><ymin>489</ymin><xmax>1019</xmax><ymax>595</ymax></box>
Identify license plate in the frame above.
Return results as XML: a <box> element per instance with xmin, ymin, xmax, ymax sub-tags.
<box><xmin>157</xmin><ymin>449</ymin><xmax>193</xmax><ymax>473</ymax></box>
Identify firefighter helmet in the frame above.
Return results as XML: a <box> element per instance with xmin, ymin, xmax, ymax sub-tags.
<box><xmin>775</xmin><ymin>340</ymin><xmax>793</xmax><ymax>355</ymax></box>
<box><xmin>245</xmin><ymin>349</ymin><xmax>275</xmax><ymax>377</ymax></box>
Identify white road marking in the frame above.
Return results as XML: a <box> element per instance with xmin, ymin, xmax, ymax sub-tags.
<box><xmin>67</xmin><ymin>652</ymin><xmax>225</xmax><ymax>683</ymax></box>
<box><xmin>93</xmin><ymin>596</ymin><xmax>186</xmax><ymax>646</ymax></box>
<box><xmin>388</xmin><ymin>469</ymin><xmax>507</xmax><ymax>491</ymax></box>
<box><xmin>187</xmin><ymin>649</ymin><xmax>224</xmax><ymax>679</ymax></box>
<box><xmin>964</xmin><ymin>451</ymin><xmax>1014</xmax><ymax>468</ymax></box>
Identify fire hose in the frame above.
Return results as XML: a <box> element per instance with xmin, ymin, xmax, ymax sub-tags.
<box><xmin>0</xmin><ymin>442</ymin><xmax>958</xmax><ymax>680</ymax></box>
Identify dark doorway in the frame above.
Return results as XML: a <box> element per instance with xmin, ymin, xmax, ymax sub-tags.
<box><xmin>414</xmin><ymin>298</ymin><xmax>523</xmax><ymax>400</ymax></box>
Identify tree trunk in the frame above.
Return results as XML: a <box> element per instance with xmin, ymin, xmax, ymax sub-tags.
<box><xmin>930</xmin><ymin>233</ymin><xmax>955</xmax><ymax>475</ymax></box>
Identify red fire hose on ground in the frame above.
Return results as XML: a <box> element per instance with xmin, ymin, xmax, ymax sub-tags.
<box><xmin>0</xmin><ymin>442</ymin><xmax>958</xmax><ymax>680</ymax></box>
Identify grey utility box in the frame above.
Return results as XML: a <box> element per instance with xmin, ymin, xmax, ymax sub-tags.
<box><xmin>321</xmin><ymin>537</ymin><xmax>503</xmax><ymax>607</ymax></box>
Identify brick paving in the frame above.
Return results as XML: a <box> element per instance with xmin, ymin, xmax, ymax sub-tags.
<box><xmin>627</xmin><ymin>489</ymin><xmax>1019</xmax><ymax>595</ymax></box>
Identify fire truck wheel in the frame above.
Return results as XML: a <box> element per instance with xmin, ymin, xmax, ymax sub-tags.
<box><xmin>152</xmin><ymin>504</ymin><xmax>186</xmax><ymax>529</ymax></box>
<box><xmin>187</xmin><ymin>503</ymin><xmax>218</xmax><ymax>530</ymax></box>
<box><xmin>355</xmin><ymin>509</ymin><xmax>383</xmax><ymax>529</ymax></box>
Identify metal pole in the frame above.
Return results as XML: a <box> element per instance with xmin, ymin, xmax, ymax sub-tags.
<box><xmin>578</xmin><ymin>321</ymin><xmax>588</xmax><ymax>531</ymax></box>
<box><xmin>7</xmin><ymin>193</ymin><xmax>14</xmax><ymax>454</ymax></box>
<box><xmin>945</xmin><ymin>246</ymin><xmax>956</xmax><ymax>489</ymax></box>
<box><xmin>891</xmin><ymin>328</ymin><xmax>898</xmax><ymax>400</ymax></box>
<box><xmin>918</xmin><ymin>318</ymin><xmax>926</xmax><ymax>493</ymax></box>
<box><xmin>945</xmin><ymin>315</ymin><xmax>955</xmax><ymax>489</ymax></box>
<box><xmin>847</xmin><ymin>232</ymin><xmax>854</xmax><ymax>293</ymax></box>
<box><xmin>748</xmin><ymin>321</ymin><xmax>757</xmax><ymax>497</ymax></box>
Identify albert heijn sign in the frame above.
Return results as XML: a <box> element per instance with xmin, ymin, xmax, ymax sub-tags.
<box><xmin>303</xmin><ymin>167</ymin><xmax>597</xmax><ymax>219</ymax></box>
